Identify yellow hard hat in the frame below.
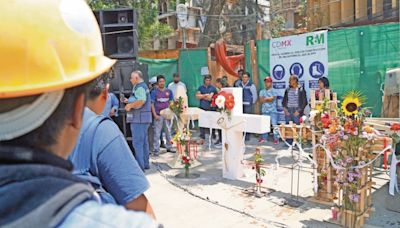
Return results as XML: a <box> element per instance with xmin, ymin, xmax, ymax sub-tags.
<box><xmin>0</xmin><ymin>0</ymin><xmax>116</xmax><ymax>99</ymax></box>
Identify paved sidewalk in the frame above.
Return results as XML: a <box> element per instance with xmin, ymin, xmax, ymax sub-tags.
<box><xmin>146</xmin><ymin>169</ymin><xmax>271</xmax><ymax>228</ymax></box>
<box><xmin>144</xmin><ymin>136</ymin><xmax>400</xmax><ymax>228</ymax></box>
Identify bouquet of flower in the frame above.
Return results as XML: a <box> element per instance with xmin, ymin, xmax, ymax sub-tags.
<box><xmin>253</xmin><ymin>149</ymin><xmax>266</xmax><ymax>185</ymax></box>
<box><xmin>169</xmin><ymin>96</ymin><xmax>186</xmax><ymax>118</ymax></box>
<box><xmin>172</xmin><ymin>128</ymin><xmax>193</xmax><ymax>177</ymax></box>
<box><xmin>211</xmin><ymin>91</ymin><xmax>235</xmax><ymax>119</ymax></box>
<box><xmin>169</xmin><ymin>96</ymin><xmax>186</xmax><ymax>131</ymax></box>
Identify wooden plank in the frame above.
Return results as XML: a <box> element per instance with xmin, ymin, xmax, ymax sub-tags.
<box><xmin>366</xmin><ymin>117</ymin><xmax>400</xmax><ymax>121</ymax></box>
<box><xmin>249</xmin><ymin>40</ymin><xmax>260</xmax><ymax>114</ymax></box>
<box><xmin>307</xmin><ymin>196</ymin><xmax>335</xmax><ymax>206</ymax></box>
<box><xmin>207</xmin><ymin>47</ymin><xmax>211</xmax><ymax>76</ymax></box>
<box><xmin>139</xmin><ymin>49</ymin><xmax>179</xmax><ymax>59</ymax></box>
<box><xmin>310</xmin><ymin>90</ymin><xmax>316</xmax><ymax>109</ymax></box>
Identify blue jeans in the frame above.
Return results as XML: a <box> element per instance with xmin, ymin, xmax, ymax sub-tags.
<box><xmin>130</xmin><ymin>123</ymin><xmax>150</xmax><ymax>170</ymax></box>
<box><xmin>285</xmin><ymin>107</ymin><xmax>301</xmax><ymax>125</ymax></box>
<box><xmin>243</xmin><ymin>104</ymin><xmax>253</xmax><ymax>114</ymax></box>
<box><xmin>261</xmin><ymin>111</ymin><xmax>279</xmax><ymax>140</ymax></box>
<box><xmin>153</xmin><ymin>116</ymin><xmax>172</xmax><ymax>153</ymax></box>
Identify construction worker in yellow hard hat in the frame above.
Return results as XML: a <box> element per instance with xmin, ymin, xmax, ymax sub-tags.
<box><xmin>0</xmin><ymin>0</ymin><xmax>158</xmax><ymax>227</ymax></box>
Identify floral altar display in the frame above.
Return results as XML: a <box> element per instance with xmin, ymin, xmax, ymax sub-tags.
<box><xmin>199</xmin><ymin>87</ymin><xmax>271</xmax><ymax>180</ymax></box>
<box><xmin>172</xmin><ymin>128</ymin><xmax>200</xmax><ymax>178</ymax></box>
<box><xmin>313</xmin><ymin>91</ymin><xmax>393</xmax><ymax>228</ymax></box>
<box><xmin>159</xmin><ymin>86</ymin><xmax>205</xmax><ymax>169</ymax></box>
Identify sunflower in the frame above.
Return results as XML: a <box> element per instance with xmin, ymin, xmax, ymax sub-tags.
<box><xmin>341</xmin><ymin>91</ymin><xmax>365</xmax><ymax>116</ymax></box>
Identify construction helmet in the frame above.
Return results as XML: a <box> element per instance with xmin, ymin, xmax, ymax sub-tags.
<box><xmin>0</xmin><ymin>0</ymin><xmax>116</xmax><ymax>141</ymax></box>
<box><xmin>0</xmin><ymin>0</ymin><xmax>116</xmax><ymax>99</ymax></box>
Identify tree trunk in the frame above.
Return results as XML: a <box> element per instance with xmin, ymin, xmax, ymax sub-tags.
<box><xmin>198</xmin><ymin>0</ymin><xmax>226</xmax><ymax>47</ymax></box>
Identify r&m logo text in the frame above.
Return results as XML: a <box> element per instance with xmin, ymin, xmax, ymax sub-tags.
<box><xmin>306</xmin><ymin>33</ymin><xmax>325</xmax><ymax>46</ymax></box>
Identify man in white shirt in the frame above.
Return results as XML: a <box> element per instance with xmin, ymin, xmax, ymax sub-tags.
<box><xmin>168</xmin><ymin>73</ymin><xmax>187</xmax><ymax>97</ymax></box>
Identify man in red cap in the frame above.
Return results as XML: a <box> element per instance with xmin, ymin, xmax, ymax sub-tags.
<box><xmin>258</xmin><ymin>76</ymin><xmax>279</xmax><ymax>144</ymax></box>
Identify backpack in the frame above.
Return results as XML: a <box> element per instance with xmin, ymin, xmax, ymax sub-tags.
<box><xmin>70</xmin><ymin>114</ymin><xmax>117</xmax><ymax>204</ymax></box>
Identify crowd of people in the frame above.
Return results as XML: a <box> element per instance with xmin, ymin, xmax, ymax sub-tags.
<box><xmin>195</xmin><ymin>70</ymin><xmax>330</xmax><ymax>145</ymax></box>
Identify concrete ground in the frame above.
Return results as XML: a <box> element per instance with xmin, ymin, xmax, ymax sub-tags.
<box><xmin>144</xmin><ymin>134</ymin><xmax>400</xmax><ymax>228</ymax></box>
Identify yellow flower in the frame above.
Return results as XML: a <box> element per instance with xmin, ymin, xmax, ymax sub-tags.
<box><xmin>341</xmin><ymin>91</ymin><xmax>364</xmax><ymax>116</ymax></box>
<box><xmin>316</xmin><ymin>104</ymin><xmax>322</xmax><ymax>112</ymax></box>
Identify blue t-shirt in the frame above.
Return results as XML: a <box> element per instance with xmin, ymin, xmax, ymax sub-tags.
<box><xmin>71</xmin><ymin>108</ymin><xmax>149</xmax><ymax>205</ymax></box>
<box><xmin>259</xmin><ymin>88</ymin><xmax>277</xmax><ymax>113</ymax></box>
<box><xmin>102</xmin><ymin>93</ymin><xmax>119</xmax><ymax>117</ymax></box>
<box><xmin>60</xmin><ymin>201</ymin><xmax>158</xmax><ymax>227</ymax></box>
<box><xmin>197</xmin><ymin>85</ymin><xmax>217</xmax><ymax>110</ymax></box>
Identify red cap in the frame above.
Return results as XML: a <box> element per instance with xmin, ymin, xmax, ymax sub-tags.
<box><xmin>264</xmin><ymin>76</ymin><xmax>272</xmax><ymax>82</ymax></box>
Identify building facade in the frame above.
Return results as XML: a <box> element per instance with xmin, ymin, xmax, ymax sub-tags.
<box><xmin>307</xmin><ymin>0</ymin><xmax>399</xmax><ymax>30</ymax></box>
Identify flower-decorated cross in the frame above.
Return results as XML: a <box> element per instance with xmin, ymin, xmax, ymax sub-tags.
<box><xmin>199</xmin><ymin>88</ymin><xmax>270</xmax><ymax>180</ymax></box>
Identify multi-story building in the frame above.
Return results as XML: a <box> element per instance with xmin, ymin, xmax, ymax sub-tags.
<box><xmin>270</xmin><ymin>0</ymin><xmax>304</xmax><ymax>31</ymax></box>
<box><xmin>307</xmin><ymin>0</ymin><xmax>399</xmax><ymax>31</ymax></box>
<box><xmin>154</xmin><ymin>0</ymin><xmax>202</xmax><ymax>50</ymax></box>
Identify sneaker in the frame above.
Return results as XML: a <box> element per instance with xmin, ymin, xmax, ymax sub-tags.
<box><xmin>160</xmin><ymin>142</ymin><xmax>166</xmax><ymax>148</ymax></box>
<box><xmin>259</xmin><ymin>139</ymin><xmax>266</xmax><ymax>144</ymax></box>
<box><xmin>274</xmin><ymin>139</ymin><xmax>279</xmax><ymax>145</ymax></box>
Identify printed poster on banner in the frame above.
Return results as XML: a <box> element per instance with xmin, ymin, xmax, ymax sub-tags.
<box><xmin>269</xmin><ymin>30</ymin><xmax>328</xmax><ymax>123</ymax></box>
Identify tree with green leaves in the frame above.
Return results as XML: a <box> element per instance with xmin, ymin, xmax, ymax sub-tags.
<box><xmin>197</xmin><ymin>0</ymin><xmax>265</xmax><ymax>47</ymax></box>
<box><xmin>89</xmin><ymin>0</ymin><xmax>174</xmax><ymax>50</ymax></box>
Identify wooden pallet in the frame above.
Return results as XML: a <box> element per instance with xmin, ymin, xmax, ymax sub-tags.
<box><xmin>310</xmin><ymin>89</ymin><xmax>339</xmax><ymax>203</ymax></box>
<box><xmin>278</xmin><ymin>123</ymin><xmax>312</xmax><ymax>141</ymax></box>
<box><xmin>365</xmin><ymin>117</ymin><xmax>400</xmax><ymax>135</ymax></box>
<box><xmin>310</xmin><ymin>89</ymin><xmax>338</xmax><ymax>118</ymax></box>
<box><xmin>336</xmin><ymin>164</ymin><xmax>374</xmax><ymax>228</ymax></box>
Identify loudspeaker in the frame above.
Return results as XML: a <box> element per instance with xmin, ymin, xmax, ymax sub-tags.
<box><xmin>118</xmin><ymin>12</ymin><xmax>128</xmax><ymax>23</ymax></box>
<box><xmin>110</xmin><ymin>60</ymin><xmax>148</xmax><ymax>94</ymax></box>
<box><xmin>95</xmin><ymin>8</ymin><xmax>138</xmax><ymax>59</ymax></box>
<box><xmin>117</xmin><ymin>36</ymin><xmax>134</xmax><ymax>55</ymax></box>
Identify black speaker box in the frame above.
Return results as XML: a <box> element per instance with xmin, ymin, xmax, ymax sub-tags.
<box><xmin>110</xmin><ymin>60</ymin><xmax>148</xmax><ymax>94</ymax></box>
<box><xmin>95</xmin><ymin>8</ymin><xmax>138</xmax><ymax>59</ymax></box>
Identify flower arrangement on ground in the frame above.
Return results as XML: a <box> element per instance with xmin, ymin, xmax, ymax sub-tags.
<box><xmin>253</xmin><ymin>148</ymin><xmax>266</xmax><ymax>186</ymax></box>
<box><xmin>172</xmin><ymin>127</ymin><xmax>193</xmax><ymax>177</ymax></box>
<box><xmin>318</xmin><ymin>91</ymin><xmax>377</xmax><ymax>215</ymax></box>
<box><xmin>211</xmin><ymin>91</ymin><xmax>235</xmax><ymax>119</ymax></box>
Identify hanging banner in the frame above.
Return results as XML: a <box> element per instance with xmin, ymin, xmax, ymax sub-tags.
<box><xmin>269</xmin><ymin>30</ymin><xmax>328</xmax><ymax>123</ymax></box>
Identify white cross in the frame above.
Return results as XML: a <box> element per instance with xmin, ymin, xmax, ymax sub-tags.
<box><xmin>199</xmin><ymin>88</ymin><xmax>270</xmax><ymax>180</ymax></box>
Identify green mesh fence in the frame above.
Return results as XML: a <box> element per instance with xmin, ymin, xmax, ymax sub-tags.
<box><xmin>254</xmin><ymin>23</ymin><xmax>400</xmax><ymax>116</ymax></box>
<box><xmin>143</xmin><ymin>23</ymin><xmax>399</xmax><ymax>116</ymax></box>
<box><xmin>138</xmin><ymin>57</ymin><xmax>178</xmax><ymax>83</ymax></box>
<box><xmin>256</xmin><ymin>39</ymin><xmax>271</xmax><ymax>87</ymax></box>
<box><xmin>245</xmin><ymin>42</ymin><xmax>252</xmax><ymax>76</ymax></box>
<box><xmin>355</xmin><ymin>23</ymin><xmax>400</xmax><ymax>116</ymax></box>
<box><xmin>178</xmin><ymin>48</ymin><xmax>209</xmax><ymax>107</ymax></box>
